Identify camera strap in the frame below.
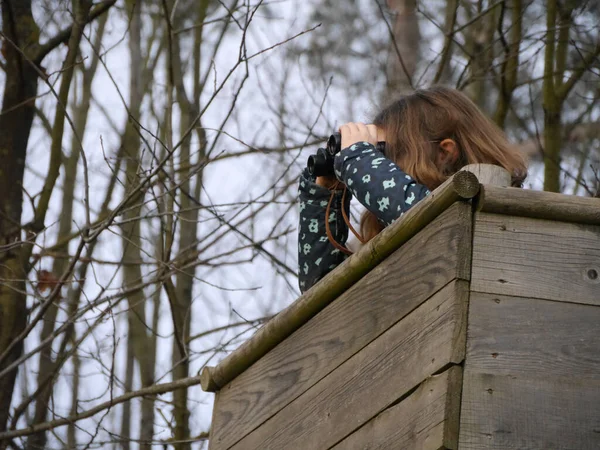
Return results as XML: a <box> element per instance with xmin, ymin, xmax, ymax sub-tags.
<box><xmin>325</xmin><ymin>183</ymin><xmax>366</xmax><ymax>256</ymax></box>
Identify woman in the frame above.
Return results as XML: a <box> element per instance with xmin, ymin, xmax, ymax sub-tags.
<box><xmin>298</xmin><ymin>86</ymin><xmax>527</xmax><ymax>293</ymax></box>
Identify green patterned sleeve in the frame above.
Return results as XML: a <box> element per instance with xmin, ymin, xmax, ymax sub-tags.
<box><xmin>297</xmin><ymin>168</ymin><xmax>350</xmax><ymax>293</ymax></box>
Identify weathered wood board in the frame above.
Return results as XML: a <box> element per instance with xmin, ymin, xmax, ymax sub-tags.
<box><xmin>471</xmin><ymin>213</ymin><xmax>600</xmax><ymax>306</ymax></box>
<box><xmin>478</xmin><ymin>185</ymin><xmax>600</xmax><ymax>226</ymax></box>
<box><xmin>332</xmin><ymin>365</ymin><xmax>463</xmax><ymax>450</ymax></box>
<box><xmin>464</xmin><ymin>292</ymin><xmax>600</xmax><ymax>378</ymax></box>
<box><xmin>208</xmin><ymin>203</ymin><xmax>472</xmax><ymax>450</ymax></box>
<box><xmin>229</xmin><ymin>280</ymin><xmax>468</xmax><ymax>450</ymax></box>
<box><xmin>459</xmin><ymin>292</ymin><xmax>600</xmax><ymax>449</ymax></box>
<box><xmin>460</xmin><ymin>373</ymin><xmax>600</xmax><ymax>450</ymax></box>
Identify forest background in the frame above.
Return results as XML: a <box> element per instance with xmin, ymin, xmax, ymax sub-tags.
<box><xmin>0</xmin><ymin>0</ymin><xmax>598</xmax><ymax>448</ymax></box>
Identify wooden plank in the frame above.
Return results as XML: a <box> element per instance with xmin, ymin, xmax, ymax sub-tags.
<box><xmin>332</xmin><ymin>365</ymin><xmax>463</xmax><ymax>450</ymax></box>
<box><xmin>478</xmin><ymin>185</ymin><xmax>600</xmax><ymax>226</ymax></box>
<box><xmin>208</xmin><ymin>391</ymin><xmax>221</xmax><ymax>450</ymax></box>
<box><xmin>229</xmin><ymin>281</ymin><xmax>469</xmax><ymax>450</ymax></box>
<box><xmin>466</xmin><ymin>293</ymin><xmax>600</xmax><ymax>379</ymax></box>
<box><xmin>459</xmin><ymin>372</ymin><xmax>600</xmax><ymax>449</ymax></box>
<box><xmin>208</xmin><ymin>203</ymin><xmax>472</xmax><ymax>450</ymax></box>
<box><xmin>459</xmin><ymin>293</ymin><xmax>600</xmax><ymax>449</ymax></box>
<box><xmin>471</xmin><ymin>212</ymin><xmax>600</xmax><ymax>305</ymax></box>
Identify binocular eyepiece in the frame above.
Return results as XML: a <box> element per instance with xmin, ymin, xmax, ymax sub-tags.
<box><xmin>307</xmin><ymin>132</ymin><xmax>386</xmax><ymax>177</ymax></box>
<box><xmin>306</xmin><ymin>133</ymin><xmax>342</xmax><ymax>177</ymax></box>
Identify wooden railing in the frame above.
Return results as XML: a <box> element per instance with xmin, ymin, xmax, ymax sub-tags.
<box><xmin>202</xmin><ymin>164</ymin><xmax>600</xmax><ymax>450</ymax></box>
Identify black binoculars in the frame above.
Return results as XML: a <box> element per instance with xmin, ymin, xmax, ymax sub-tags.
<box><xmin>307</xmin><ymin>132</ymin><xmax>386</xmax><ymax>177</ymax></box>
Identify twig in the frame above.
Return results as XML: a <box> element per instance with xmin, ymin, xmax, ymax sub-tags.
<box><xmin>0</xmin><ymin>374</ymin><xmax>208</xmax><ymax>440</ymax></box>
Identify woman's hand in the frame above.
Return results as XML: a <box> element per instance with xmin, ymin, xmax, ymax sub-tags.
<box><xmin>339</xmin><ymin>122</ymin><xmax>379</xmax><ymax>150</ymax></box>
<box><xmin>315</xmin><ymin>123</ymin><xmax>383</xmax><ymax>189</ymax></box>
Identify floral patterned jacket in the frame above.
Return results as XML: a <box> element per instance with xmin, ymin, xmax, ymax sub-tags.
<box><xmin>298</xmin><ymin>141</ymin><xmax>431</xmax><ymax>293</ymax></box>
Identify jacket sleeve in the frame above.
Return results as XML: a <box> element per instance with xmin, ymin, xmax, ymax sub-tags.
<box><xmin>298</xmin><ymin>168</ymin><xmax>351</xmax><ymax>293</ymax></box>
<box><xmin>334</xmin><ymin>141</ymin><xmax>430</xmax><ymax>225</ymax></box>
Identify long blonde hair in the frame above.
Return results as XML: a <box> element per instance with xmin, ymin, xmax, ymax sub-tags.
<box><xmin>361</xmin><ymin>86</ymin><xmax>527</xmax><ymax>241</ymax></box>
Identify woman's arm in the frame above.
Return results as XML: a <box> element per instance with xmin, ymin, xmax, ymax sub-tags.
<box><xmin>334</xmin><ymin>142</ymin><xmax>430</xmax><ymax>225</ymax></box>
<box><xmin>298</xmin><ymin>168</ymin><xmax>351</xmax><ymax>293</ymax></box>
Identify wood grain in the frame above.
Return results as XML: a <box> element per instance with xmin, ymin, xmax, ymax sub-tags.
<box><xmin>479</xmin><ymin>185</ymin><xmax>600</xmax><ymax>225</ymax></box>
<box><xmin>460</xmin><ymin>293</ymin><xmax>600</xmax><ymax>449</ymax></box>
<box><xmin>466</xmin><ymin>293</ymin><xmax>600</xmax><ymax>379</ymax></box>
<box><xmin>459</xmin><ymin>372</ymin><xmax>600</xmax><ymax>450</ymax></box>
<box><xmin>332</xmin><ymin>365</ymin><xmax>463</xmax><ymax>450</ymax></box>
<box><xmin>229</xmin><ymin>281</ymin><xmax>469</xmax><ymax>450</ymax></box>
<box><xmin>471</xmin><ymin>212</ymin><xmax>600</xmax><ymax>305</ymax></box>
<box><xmin>461</xmin><ymin>164</ymin><xmax>511</xmax><ymax>187</ymax></box>
<box><xmin>208</xmin><ymin>204</ymin><xmax>472</xmax><ymax>450</ymax></box>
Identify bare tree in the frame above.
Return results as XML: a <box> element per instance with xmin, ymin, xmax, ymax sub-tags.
<box><xmin>0</xmin><ymin>0</ymin><xmax>316</xmax><ymax>448</ymax></box>
<box><xmin>0</xmin><ymin>1</ymin><xmax>115</xmax><ymax>443</ymax></box>
<box><xmin>297</xmin><ymin>0</ymin><xmax>600</xmax><ymax>193</ymax></box>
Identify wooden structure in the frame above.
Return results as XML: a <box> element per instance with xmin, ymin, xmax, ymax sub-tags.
<box><xmin>201</xmin><ymin>165</ymin><xmax>600</xmax><ymax>449</ymax></box>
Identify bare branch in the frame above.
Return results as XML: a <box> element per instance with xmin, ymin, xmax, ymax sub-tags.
<box><xmin>0</xmin><ymin>373</ymin><xmax>208</xmax><ymax>440</ymax></box>
<box><xmin>33</xmin><ymin>0</ymin><xmax>117</xmax><ymax>64</ymax></box>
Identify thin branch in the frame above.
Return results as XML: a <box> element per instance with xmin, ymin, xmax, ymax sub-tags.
<box><xmin>0</xmin><ymin>373</ymin><xmax>208</xmax><ymax>440</ymax></box>
<box><xmin>187</xmin><ymin>316</ymin><xmax>273</xmax><ymax>343</ymax></box>
<box><xmin>557</xmin><ymin>41</ymin><xmax>600</xmax><ymax>101</ymax></box>
<box><xmin>33</xmin><ymin>0</ymin><xmax>117</xmax><ymax>64</ymax></box>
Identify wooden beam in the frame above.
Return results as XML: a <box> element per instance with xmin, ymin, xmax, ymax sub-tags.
<box><xmin>478</xmin><ymin>185</ymin><xmax>600</xmax><ymax>225</ymax></box>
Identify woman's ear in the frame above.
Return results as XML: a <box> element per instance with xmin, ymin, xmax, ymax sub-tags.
<box><xmin>438</xmin><ymin>138</ymin><xmax>459</xmax><ymax>166</ymax></box>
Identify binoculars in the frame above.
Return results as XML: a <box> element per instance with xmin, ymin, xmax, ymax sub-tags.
<box><xmin>307</xmin><ymin>132</ymin><xmax>386</xmax><ymax>177</ymax></box>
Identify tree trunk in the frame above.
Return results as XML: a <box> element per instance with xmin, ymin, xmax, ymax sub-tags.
<box><xmin>385</xmin><ymin>0</ymin><xmax>420</xmax><ymax>96</ymax></box>
<box><xmin>170</xmin><ymin>45</ymin><xmax>193</xmax><ymax>450</ymax></box>
<box><xmin>463</xmin><ymin>0</ymin><xmax>498</xmax><ymax>109</ymax></box>
<box><xmin>432</xmin><ymin>0</ymin><xmax>458</xmax><ymax>84</ymax></box>
<box><xmin>0</xmin><ymin>0</ymin><xmax>40</xmax><ymax>438</ymax></box>
<box><xmin>121</xmin><ymin>328</ymin><xmax>134</xmax><ymax>450</ymax></box>
<box><xmin>26</xmin><ymin>13</ymin><xmax>105</xmax><ymax>450</ymax></box>
<box><xmin>493</xmin><ymin>0</ymin><xmax>522</xmax><ymax>128</ymax></box>
<box><xmin>120</xmin><ymin>2</ymin><xmax>157</xmax><ymax>448</ymax></box>
<box><xmin>168</xmin><ymin>2</ymin><xmax>209</xmax><ymax>445</ymax></box>
<box><xmin>542</xmin><ymin>0</ymin><xmax>562</xmax><ymax>192</ymax></box>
